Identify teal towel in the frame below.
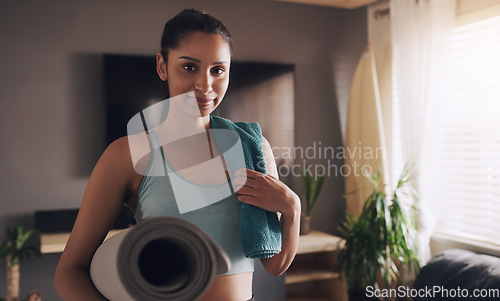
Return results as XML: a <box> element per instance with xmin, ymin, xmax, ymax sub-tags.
<box><xmin>240</xmin><ymin>204</ymin><xmax>282</xmax><ymax>258</ymax></box>
<box><xmin>210</xmin><ymin>116</ymin><xmax>282</xmax><ymax>259</ymax></box>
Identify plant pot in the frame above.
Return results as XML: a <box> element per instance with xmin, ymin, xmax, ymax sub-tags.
<box><xmin>6</xmin><ymin>254</ymin><xmax>20</xmax><ymax>301</ymax></box>
<box><xmin>300</xmin><ymin>214</ymin><xmax>312</xmax><ymax>235</ymax></box>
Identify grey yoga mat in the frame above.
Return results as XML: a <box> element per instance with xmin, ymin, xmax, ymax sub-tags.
<box><xmin>90</xmin><ymin>216</ymin><xmax>231</xmax><ymax>301</ymax></box>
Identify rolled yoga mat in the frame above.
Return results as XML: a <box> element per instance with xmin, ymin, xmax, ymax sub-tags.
<box><xmin>90</xmin><ymin>216</ymin><xmax>231</xmax><ymax>301</ymax></box>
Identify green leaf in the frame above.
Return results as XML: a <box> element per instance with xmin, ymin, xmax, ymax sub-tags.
<box><xmin>302</xmin><ymin>164</ymin><xmax>325</xmax><ymax>215</ymax></box>
<box><xmin>0</xmin><ymin>225</ymin><xmax>40</xmax><ymax>265</ymax></box>
<box><xmin>10</xmin><ymin>255</ymin><xmax>20</xmax><ymax>266</ymax></box>
<box><xmin>0</xmin><ymin>241</ymin><xmax>12</xmax><ymax>259</ymax></box>
<box><xmin>6</xmin><ymin>228</ymin><xmax>16</xmax><ymax>244</ymax></box>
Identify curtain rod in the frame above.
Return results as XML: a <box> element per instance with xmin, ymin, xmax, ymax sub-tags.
<box><xmin>375</xmin><ymin>0</ymin><xmax>427</xmax><ymax>20</ymax></box>
<box><xmin>374</xmin><ymin>8</ymin><xmax>390</xmax><ymax>20</ymax></box>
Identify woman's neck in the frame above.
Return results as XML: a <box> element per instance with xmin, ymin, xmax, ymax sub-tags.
<box><xmin>155</xmin><ymin>113</ymin><xmax>210</xmax><ymax>145</ymax></box>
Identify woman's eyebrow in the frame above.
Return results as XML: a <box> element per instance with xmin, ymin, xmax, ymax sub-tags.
<box><xmin>179</xmin><ymin>56</ymin><xmax>201</xmax><ymax>63</ymax></box>
<box><xmin>179</xmin><ymin>56</ymin><xmax>228</xmax><ymax>65</ymax></box>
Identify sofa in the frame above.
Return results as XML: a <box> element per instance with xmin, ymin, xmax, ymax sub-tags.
<box><xmin>414</xmin><ymin>249</ymin><xmax>500</xmax><ymax>301</ymax></box>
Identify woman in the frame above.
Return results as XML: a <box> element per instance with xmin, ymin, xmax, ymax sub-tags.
<box><xmin>54</xmin><ymin>9</ymin><xmax>300</xmax><ymax>301</ymax></box>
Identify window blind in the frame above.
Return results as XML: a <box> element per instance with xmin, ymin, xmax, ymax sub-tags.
<box><xmin>428</xmin><ymin>16</ymin><xmax>500</xmax><ymax>246</ymax></box>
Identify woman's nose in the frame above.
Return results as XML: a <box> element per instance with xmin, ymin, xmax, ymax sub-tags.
<box><xmin>195</xmin><ymin>72</ymin><xmax>213</xmax><ymax>94</ymax></box>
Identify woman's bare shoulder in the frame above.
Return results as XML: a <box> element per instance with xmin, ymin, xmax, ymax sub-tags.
<box><xmin>105</xmin><ymin>136</ymin><xmax>132</xmax><ymax>159</ymax></box>
<box><xmin>100</xmin><ymin>134</ymin><xmax>150</xmax><ymax>175</ymax></box>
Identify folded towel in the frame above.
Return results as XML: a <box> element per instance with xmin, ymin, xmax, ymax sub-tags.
<box><xmin>240</xmin><ymin>204</ymin><xmax>282</xmax><ymax>258</ymax></box>
<box><xmin>210</xmin><ymin>116</ymin><xmax>282</xmax><ymax>259</ymax></box>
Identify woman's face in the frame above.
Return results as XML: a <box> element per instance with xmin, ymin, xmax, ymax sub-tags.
<box><xmin>157</xmin><ymin>31</ymin><xmax>231</xmax><ymax>117</ymax></box>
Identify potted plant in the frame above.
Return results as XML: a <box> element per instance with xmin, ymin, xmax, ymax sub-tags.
<box><xmin>301</xmin><ymin>166</ymin><xmax>325</xmax><ymax>235</ymax></box>
<box><xmin>0</xmin><ymin>225</ymin><xmax>40</xmax><ymax>301</ymax></box>
<box><xmin>337</xmin><ymin>166</ymin><xmax>419</xmax><ymax>300</ymax></box>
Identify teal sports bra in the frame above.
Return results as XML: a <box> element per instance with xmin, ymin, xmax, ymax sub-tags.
<box><xmin>135</xmin><ymin>116</ymin><xmax>266</xmax><ymax>275</ymax></box>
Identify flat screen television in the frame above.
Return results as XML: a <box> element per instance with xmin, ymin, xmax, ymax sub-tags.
<box><xmin>103</xmin><ymin>54</ymin><xmax>163</xmax><ymax>145</ymax></box>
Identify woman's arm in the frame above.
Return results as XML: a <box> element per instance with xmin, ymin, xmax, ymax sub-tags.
<box><xmin>235</xmin><ymin>137</ymin><xmax>301</xmax><ymax>276</ymax></box>
<box><xmin>54</xmin><ymin>137</ymin><xmax>135</xmax><ymax>300</ymax></box>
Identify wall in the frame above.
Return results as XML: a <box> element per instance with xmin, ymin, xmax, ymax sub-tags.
<box><xmin>0</xmin><ymin>0</ymin><xmax>366</xmax><ymax>299</ymax></box>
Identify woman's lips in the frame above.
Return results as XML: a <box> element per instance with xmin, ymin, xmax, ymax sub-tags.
<box><xmin>196</xmin><ymin>97</ymin><xmax>213</xmax><ymax>108</ymax></box>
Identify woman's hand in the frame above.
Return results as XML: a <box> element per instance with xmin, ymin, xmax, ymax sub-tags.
<box><xmin>234</xmin><ymin>168</ymin><xmax>300</xmax><ymax>219</ymax></box>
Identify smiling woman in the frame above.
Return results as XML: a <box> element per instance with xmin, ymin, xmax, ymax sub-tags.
<box><xmin>156</xmin><ymin>31</ymin><xmax>231</xmax><ymax>118</ymax></box>
<box><xmin>157</xmin><ymin>9</ymin><xmax>233</xmax><ymax>102</ymax></box>
<box><xmin>54</xmin><ymin>9</ymin><xmax>300</xmax><ymax>301</ymax></box>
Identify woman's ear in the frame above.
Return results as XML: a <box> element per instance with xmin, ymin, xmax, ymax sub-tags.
<box><xmin>156</xmin><ymin>52</ymin><xmax>168</xmax><ymax>81</ymax></box>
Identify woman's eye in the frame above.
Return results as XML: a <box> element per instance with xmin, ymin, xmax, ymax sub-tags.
<box><xmin>183</xmin><ymin>64</ymin><xmax>197</xmax><ymax>72</ymax></box>
<box><xmin>211</xmin><ymin>66</ymin><xmax>225</xmax><ymax>75</ymax></box>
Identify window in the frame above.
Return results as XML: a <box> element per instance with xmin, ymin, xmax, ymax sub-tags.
<box><xmin>428</xmin><ymin>16</ymin><xmax>500</xmax><ymax>246</ymax></box>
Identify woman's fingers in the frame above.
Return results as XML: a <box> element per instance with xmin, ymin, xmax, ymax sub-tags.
<box><xmin>233</xmin><ymin>168</ymin><xmax>299</xmax><ymax>216</ymax></box>
<box><xmin>233</xmin><ymin>168</ymin><xmax>258</xmax><ymax>191</ymax></box>
<box><xmin>237</xmin><ymin>194</ymin><xmax>258</xmax><ymax>206</ymax></box>
<box><xmin>234</xmin><ymin>169</ymin><xmax>263</xmax><ymax>200</ymax></box>
<box><xmin>233</xmin><ymin>173</ymin><xmax>250</xmax><ymax>186</ymax></box>
<box><xmin>235</xmin><ymin>168</ymin><xmax>268</xmax><ymax>179</ymax></box>
<box><xmin>235</xmin><ymin>185</ymin><xmax>255</xmax><ymax>197</ymax></box>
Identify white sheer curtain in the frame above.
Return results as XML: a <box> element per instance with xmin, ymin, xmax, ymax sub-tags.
<box><xmin>390</xmin><ymin>0</ymin><xmax>456</xmax><ymax>264</ymax></box>
<box><xmin>344</xmin><ymin>44</ymin><xmax>389</xmax><ymax>218</ymax></box>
